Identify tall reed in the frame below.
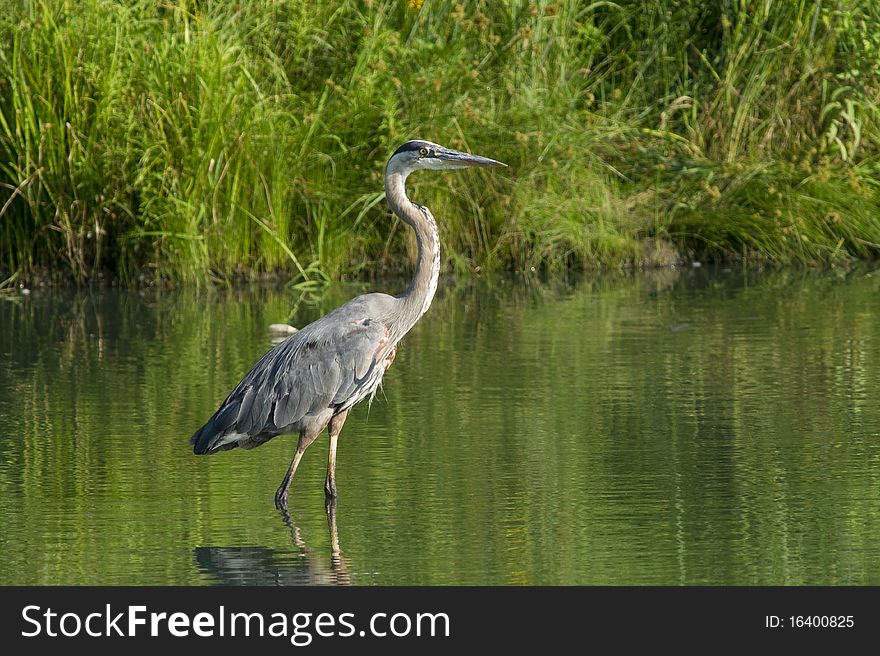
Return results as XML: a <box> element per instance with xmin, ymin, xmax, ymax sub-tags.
<box><xmin>1</xmin><ymin>0</ymin><xmax>878</xmax><ymax>283</ymax></box>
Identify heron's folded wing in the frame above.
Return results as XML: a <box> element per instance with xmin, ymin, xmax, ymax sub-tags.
<box><xmin>248</xmin><ymin>316</ymin><xmax>390</xmax><ymax>433</ymax></box>
<box><xmin>192</xmin><ymin>308</ymin><xmax>391</xmax><ymax>454</ymax></box>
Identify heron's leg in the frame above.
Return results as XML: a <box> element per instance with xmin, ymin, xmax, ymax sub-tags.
<box><xmin>275</xmin><ymin>447</ymin><xmax>305</xmax><ymax>509</ymax></box>
<box><xmin>275</xmin><ymin>429</ymin><xmax>321</xmax><ymax>509</ymax></box>
<box><xmin>324</xmin><ymin>410</ymin><xmax>349</xmax><ymax>498</ymax></box>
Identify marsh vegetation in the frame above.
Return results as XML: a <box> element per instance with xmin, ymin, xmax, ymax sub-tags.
<box><xmin>1</xmin><ymin>1</ymin><xmax>879</xmax><ymax>283</ymax></box>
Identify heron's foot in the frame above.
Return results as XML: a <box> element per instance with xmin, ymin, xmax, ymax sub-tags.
<box><xmin>274</xmin><ymin>487</ymin><xmax>289</xmax><ymax>509</ymax></box>
<box><xmin>324</xmin><ymin>478</ymin><xmax>337</xmax><ymax>499</ymax></box>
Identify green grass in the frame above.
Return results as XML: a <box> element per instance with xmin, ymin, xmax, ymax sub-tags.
<box><xmin>1</xmin><ymin>0</ymin><xmax>879</xmax><ymax>283</ymax></box>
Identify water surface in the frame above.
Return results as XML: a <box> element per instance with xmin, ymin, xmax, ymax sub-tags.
<box><xmin>1</xmin><ymin>268</ymin><xmax>879</xmax><ymax>585</ymax></box>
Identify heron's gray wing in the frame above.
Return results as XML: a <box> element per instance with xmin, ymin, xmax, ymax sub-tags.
<box><xmin>191</xmin><ymin>314</ymin><xmax>390</xmax><ymax>454</ymax></box>
<box><xmin>268</xmin><ymin>316</ymin><xmax>391</xmax><ymax>428</ymax></box>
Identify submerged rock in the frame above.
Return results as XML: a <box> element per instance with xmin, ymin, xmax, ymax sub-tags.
<box><xmin>268</xmin><ymin>323</ymin><xmax>298</xmax><ymax>345</ymax></box>
<box><xmin>268</xmin><ymin>323</ymin><xmax>298</xmax><ymax>334</ymax></box>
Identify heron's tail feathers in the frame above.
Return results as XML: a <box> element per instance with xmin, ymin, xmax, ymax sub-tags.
<box><xmin>190</xmin><ymin>421</ymin><xmax>234</xmax><ymax>455</ymax></box>
<box><xmin>190</xmin><ymin>423</ymin><xmax>213</xmax><ymax>454</ymax></box>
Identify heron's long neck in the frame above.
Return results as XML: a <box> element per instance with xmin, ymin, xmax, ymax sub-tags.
<box><xmin>385</xmin><ymin>169</ymin><xmax>440</xmax><ymax>338</ymax></box>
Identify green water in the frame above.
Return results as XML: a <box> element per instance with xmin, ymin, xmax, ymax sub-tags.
<box><xmin>1</xmin><ymin>268</ymin><xmax>879</xmax><ymax>585</ymax></box>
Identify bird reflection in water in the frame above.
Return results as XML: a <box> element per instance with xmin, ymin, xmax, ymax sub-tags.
<box><xmin>193</xmin><ymin>500</ymin><xmax>350</xmax><ymax>586</ymax></box>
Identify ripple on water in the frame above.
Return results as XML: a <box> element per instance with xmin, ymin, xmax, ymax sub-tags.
<box><xmin>1</xmin><ymin>271</ymin><xmax>879</xmax><ymax>584</ymax></box>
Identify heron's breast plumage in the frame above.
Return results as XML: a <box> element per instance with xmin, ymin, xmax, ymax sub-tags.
<box><xmin>337</xmin><ymin>321</ymin><xmax>398</xmax><ymax>411</ymax></box>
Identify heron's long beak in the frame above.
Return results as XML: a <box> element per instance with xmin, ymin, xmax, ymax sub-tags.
<box><xmin>435</xmin><ymin>147</ymin><xmax>507</xmax><ymax>168</ymax></box>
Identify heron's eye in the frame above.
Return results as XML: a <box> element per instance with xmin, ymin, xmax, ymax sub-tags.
<box><xmin>419</xmin><ymin>147</ymin><xmax>428</xmax><ymax>156</ymax></box>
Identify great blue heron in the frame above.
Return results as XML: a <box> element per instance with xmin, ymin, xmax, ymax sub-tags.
<box><xmin>190</xmin><ymin>140</ymin><xmax>505</xmax><ymax>507</ymax></box>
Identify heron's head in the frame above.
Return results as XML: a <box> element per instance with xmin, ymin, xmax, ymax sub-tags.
<box><xmin>386</xmin><ymin>140</ymin><xmax>506</xmax><ymax>177</ymax></box>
